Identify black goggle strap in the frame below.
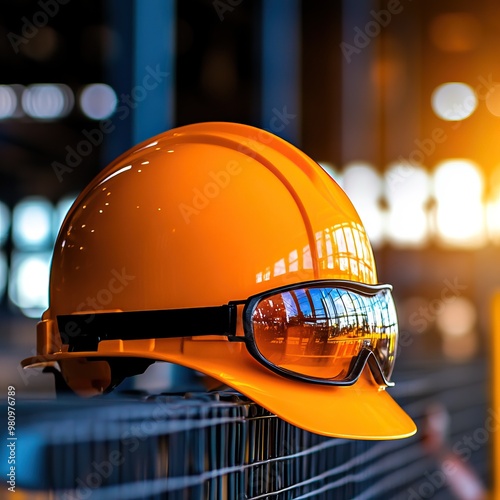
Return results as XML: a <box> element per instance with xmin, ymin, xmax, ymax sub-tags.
<box><xmin>57</xmin><ymin>304</ymin><xmax>241</xmax><ymax>352</ymax></box>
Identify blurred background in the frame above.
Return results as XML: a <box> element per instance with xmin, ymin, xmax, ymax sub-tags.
<box><xmin>0</xmin><ymin>0</ymin><xmax>498</xmax><ymax>496</ymax></box>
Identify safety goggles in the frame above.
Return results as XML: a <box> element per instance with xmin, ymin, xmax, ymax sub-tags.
<box><xmin>56</xmin><ymin>280</ymin><xmax>398</xmax><ymax>389</ymax></box>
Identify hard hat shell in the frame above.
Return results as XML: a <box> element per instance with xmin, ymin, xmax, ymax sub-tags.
<box><xmin>22</xmin><ymin>122</ymin><xmax>416</xmax><ymax>440</ymax></box>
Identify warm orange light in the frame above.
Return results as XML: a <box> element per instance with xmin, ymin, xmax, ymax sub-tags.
<box><xmin>429</xmin><ymin>13</ymin><xmax>481</xmax><ymax>53</ymax></box>
<box><xmin>485</xmin><ymin>85</ymin><xmax>500</xmax><ymax>117</ymax></box>
<box><xmin>433</xmin><ymin>160</ymin><xmax>485</xmax><ymax>247</ymax></box>
<box><xmin>384</xmin><ymin>164</ymin><xmax>430</xmax><ymax>247</ymax></box>
<box><xmin>437</xmin><ymin>297</ymin><xmax>478</xmax><ymax>361</ymax></box>
<box><xmin>342</xmin><ymin>163</ymin><xmax>385</xmax><ymax>247</ymax></box>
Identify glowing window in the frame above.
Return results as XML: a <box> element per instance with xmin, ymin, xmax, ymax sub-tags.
<box><xmin>12</xmin><ymin>197</ymin><xmax>54</xmax><ymax>250</ymax></box>
<box><xmin>431</xmin><ymin>82</ymin><xmax>477</xmax><ymax>121</ymax></box>
<box><xmin>273</xmin><ymin>258</ymin><xmax>286</xmax><ymax>277</ymax></box>
<box><xmin>486</xmin><ymin>165</ymin><xmax>500</xmax><ymax>243</ymax></box>
<box><xmin>384</xmin><ymin>164</ymin><xmax>431</xmax><ymax>247</ymax></box>
<box><xmin>386</xmin><ymin>209</ymin><xmax>428</xmax><ymax>248</ymax></box>
<box><xmin>288</xmin><ymin>249</ymin><xmax>299</xmax><ymax>272</ymax></box>
<box><xmin>486</xmin><ymin>201</ymin><xmax>500</xmax><ymax>244</ymax></box>
<box><xmin>433</xmin><ymin>159</ymin><xmax>485</xmax><ymax>247</ymax></box>
<box><xmin>486</xmin><ymin>165</ymin><xmax>500</xmax><ymax>244</ymax></box>
<box><xmin>8</xmin><ymin>252</ymin><xmax>50</xmax><ymax>318</ymax></box>
<box><xmin>342</xmin><ymin>163</ymin><xmax>385</xmax><ymax>247</ymax></box>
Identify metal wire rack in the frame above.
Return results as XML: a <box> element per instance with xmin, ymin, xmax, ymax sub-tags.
<box><xmin>1</xmin><ymin>359</ymin><xmax>490</xmax><ymax>500</ymax></box>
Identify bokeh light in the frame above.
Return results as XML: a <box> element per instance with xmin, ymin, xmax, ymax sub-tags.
<box><xmin>486</xmin><ymin>164</ymin><xmax>500</xmax><ymax>243</ymax></box>
<box><xmin>431</xmin><ymin>82</ymin><xmax>477</xmax><ymax>121</ymax></box>
<box><xmin>8</xmin><ymin>252</ymin><xmax>50</xmax><ymax>318</ymax></box>
<box><xmin>79</xmin><ymin>83</ymin><xmax>117</xmax><ymax>119</ymax></box>
<box><xmin>0</xmin><ymin>251</ymin><xmax>6</xmax><ymax>301</ymax></box>
<box><xmin>433</xmin><ymin>159</ymin><xmax>485</xmax><ymax>247</ymax></box>
<box><xmin>22</xmin><ymin>84</ymin><xmax>74</xmax><ymax>119</ymax></box>
<box><xmin>436</xmin><ymin>296</ymin><xmax>478</xmax><ymax>361</ymax></box>
<box><xmin>342</xmin><ymin>163</ymin><xmax>385</xmax><ymax>247</ymax></box>
<box><xmin>12</xmin><ymin>197</ymin><xmax>54</xmax><ymax>250</ymax></box>
<box><xmin>0</xmin><ymin>86</ymin><xmax>17</xmax><ymax>119</ymax></box>
<box><xmin>0</xmin><ymin>201</ymin><xmax>10</xmax><ymax>246</ymax></box>
<box><xmin>21</xmin><ymin>26</ymin><xmax>59</xmax><ymax>61</ymax></box>
<box><xmin>385</xmin><ymin>163</ymin><xmax>430</xmax><ymax>247</ymax></box>
<box><xmin>485</xmin><ymin>84</ymin><xmax>500</xmax><ymax>117</ymax></box>
<box><xmin>429</xmin><ymin>13</ymin><xmax>481</xmax><ymax>53</ymax></box>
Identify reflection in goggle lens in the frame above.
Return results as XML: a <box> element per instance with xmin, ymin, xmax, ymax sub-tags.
<box><xmin>252</xmin><ymin>287</ymin><xmax>397</xmax><ymax>381</ymax></box>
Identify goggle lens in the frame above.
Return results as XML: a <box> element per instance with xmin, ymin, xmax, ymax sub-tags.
<box><xmin>251</xmin><ymin>286</ymin><xmax>397</xmax><ymax>382</ymax></box>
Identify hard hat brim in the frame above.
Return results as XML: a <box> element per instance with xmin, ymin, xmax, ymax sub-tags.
<box><xmin>22</xmin><ymin>341</ymin><xmax>416</xmax><ymax>440</ymax></box>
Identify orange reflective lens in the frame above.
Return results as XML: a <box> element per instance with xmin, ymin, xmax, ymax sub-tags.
<box><xmin>247</xmin><ymin>283</ymin><xmax>397</xmax><ymax>384</ymax></box>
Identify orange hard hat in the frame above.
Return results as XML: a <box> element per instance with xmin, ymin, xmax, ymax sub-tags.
<box><xmin>22</xmin><ymin>122</ymin><xmax>416</xmax><ymax>440</ymax></box>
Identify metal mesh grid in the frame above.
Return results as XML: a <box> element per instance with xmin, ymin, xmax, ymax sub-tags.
<box><xmin>2</xmin><ymin>359</ymin><xmax>490</xmax><ymax>500</ymax></box>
